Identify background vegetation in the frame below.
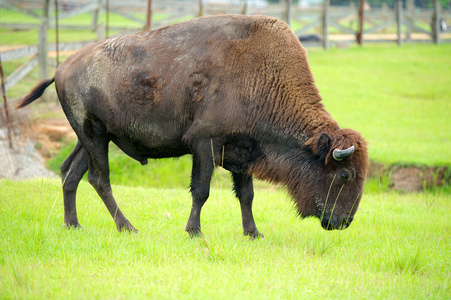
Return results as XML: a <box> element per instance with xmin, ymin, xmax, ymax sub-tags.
<box><xmin>309</xmin><ymin>44</ymin><xmax>451</xmax><ymax>167</ymax></box>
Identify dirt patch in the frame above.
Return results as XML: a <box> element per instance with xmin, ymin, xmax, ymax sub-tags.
<box><xmin>0</xmin><ymin>102</ymin><xmax>75</xmax><ymax>180</ymax></box>
<box><xmin>390</xmin><ymin>166</ymin><xmax>449</xmax><ymax>192</ymax></box>
<box><xmin>368</xmin><ymin>162</ymin><xmax>450</xmax><ymax>192</ymax></box>
<box><xmin>30</xmin><ymin>119</ymin><xmax>77</xmax><ymax>158</ymax></box>
<box><xmin>0</xmin><ymin>127</ymin><xmax>57</xmax><ymax>179</ymax></box>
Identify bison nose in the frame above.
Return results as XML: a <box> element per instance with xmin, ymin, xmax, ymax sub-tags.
<box><xmin>321</xmin><ymin>214</ymin><xmax>334</xmax><ymax>230</ymax></box>
<box><xmin>321</xmin><ymin>215</ymin><xmax>353</xmax><ymax>230</ymax></box>
<box><xmin>338</xmin><ymin>216</ymin><xmax>353</xmax><ymax>230</ymax></box>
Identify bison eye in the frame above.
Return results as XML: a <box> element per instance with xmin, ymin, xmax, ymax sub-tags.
<box><xmin>340</xmin><ymin>172</ymin><xmax>349</xmax><ymax>181</ymax></box>
<box><xmin>338</xmin><ymin>168</ymin><xmax>355</xmax><ymax>182</ymax></box>
<box><xmin>338</xmin><ymin>169</ymin><xmax>354</xmax><ymax>182</ymax></box>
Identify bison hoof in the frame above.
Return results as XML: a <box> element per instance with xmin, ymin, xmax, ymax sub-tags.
<box><xmin>244</xmin><ymin>230</ymin><xmax>264</xmax><ymax>239</ymax></box>
<box><xmin>185</xmin><ymin>227</ymin><xmax>203</xmax><ymax>238</ymax></box>
<box><xmin>65</xmin><ymin>222</ymin><xmax>83</xmax><ymax>230</ymax></box>
<box><xmin>117</xmin><ymin>222</ymin><xmax>138</xmax><ymax>233</ymax></box>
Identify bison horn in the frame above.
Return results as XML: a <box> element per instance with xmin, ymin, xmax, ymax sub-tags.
<box><xmin>332</xmin><ymin>146</ymin><xmax>354</xmax><ymax>161</ymax></box>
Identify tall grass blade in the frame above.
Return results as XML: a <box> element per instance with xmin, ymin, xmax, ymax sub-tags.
<box><xmin>320</xmin><ymin>174</ymin><xmax>337</xmax><ymax>223</ymax></box>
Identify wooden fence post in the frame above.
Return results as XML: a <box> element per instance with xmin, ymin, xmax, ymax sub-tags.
<box><xmin>145</xmin><ymin>0</ymin><xmax>152</xmax><ymax>31</ymax></box>
<box><xmin>322</xmin><ymin>0</ymin><xmax>329</xmax><ymax>49</ymax></box>
<box><xmin>357</xmin><ymin>0</ymin><xmax>364</xmax><ymax>45</ymax></box>
<box><xmin>284</xmin><ymin>0</ymin><xmax>292</xmax><ymax>27</ymax></box>
<box><xmin>433</xmin><ymin>0</ymin><xmax>441</xmax><ymax>44</ymax></box>
<box><xmin>396</xmin><ymin>0</ymin><xmax>403</xmax><ymax>46</ymax></box>
<box><xmin>405</xmin><ymin>0</ymin><xmax>414</xmax><ymax>41</ymax></box>
<box><xmin>105</xmin><ymin>0</ymin><xmax>109</xmax><ymax>38</ymax></box>
<box><xmin>198</xmin><ymin>0</ymin><xmax>204</xmax><ymax>17</ymax></box>
<box><xmin>91</xmin><ymin>0</ymin><xmax>99</xmax><ymax>32</ymax></box>
<box><xmin>55</xmin><ymin>0</ymin><xmax>60</xmax><ymax>67</ymax></box>
<box><xmin>92</xmin><ymin>0</ymin><xmax>104</xmax><ymax>41</ymax></box>
<box><xmin>39</xmin><ymin>0</ymin><xmax>50</xmax><ymax>80</ymax></box>
<box><xmin>241</xmin><ymin>0</ymin><xmax>248</xmax><ymax>15</ymax></box>
<box><xmin>0</xmin><ymin>55</ymin><xmax>13</xmax><ymax>148</ymax></box>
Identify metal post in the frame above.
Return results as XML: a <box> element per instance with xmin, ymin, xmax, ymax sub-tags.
<box><xmin>396</xmin><ymin>0</ymin><xmax>403</xmax><ymax>46</ymax></box>
<box><xmin>322</xmin><ymin>0</ymin><xmax>330</xmax><ymax>49</ymax></box>
<box><xmin>357</xmin><ymin>0</ymin><xmax>364</xmax><ymax>46</ymax></box>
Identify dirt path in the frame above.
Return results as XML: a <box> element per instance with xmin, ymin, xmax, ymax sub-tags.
<box><xmin>0</xmin><ymin>127</ymin><xmax>57</xmax><ymax>179</ymax></box>
<box><xmin>0</xmin><ymin>103</ymin><xmax>75</xmax><ymax>180</ymax></box>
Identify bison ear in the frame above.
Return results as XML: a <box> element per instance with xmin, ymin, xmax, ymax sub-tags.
<box><xmin>306</xmin><ymin>132</ymin><xmax>331</xmax><ymax>162</ymax></box>
<box><xmin>317</xmin><ymin>133</ymin><xmax>331</xmax><ymax>162</ymax></box>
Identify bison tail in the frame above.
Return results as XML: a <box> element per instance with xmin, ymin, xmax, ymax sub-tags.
<box><xmin>15</xmin><ymin>78</ymin><xmax>55</xmax><ymax>109</ymax></box>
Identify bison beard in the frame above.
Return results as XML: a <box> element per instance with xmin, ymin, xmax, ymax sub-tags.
<box><xmin>16</xmin><ymin>15</ymin><xmax>369</xmax><ymax>238</ymax></box>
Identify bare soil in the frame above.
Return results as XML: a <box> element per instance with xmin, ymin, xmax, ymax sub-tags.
<box><xmin>369</xmin><ymin>163</ymin><xmax>449</xmax><ymax>192</ymax></box>
<box><xmin>0</xmin><ymin>102</ymin><xmax>75</xmax><ymax>180</ymax></box>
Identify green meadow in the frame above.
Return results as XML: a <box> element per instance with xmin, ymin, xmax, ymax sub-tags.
<box><xmin>309</xmin><ymin>44</ymin><xmax>451</xmax><ymax>167</ymax></box>
<box><xmin>1</xmin><ymin>8</ymin><xmax>451</xmax><ymax>299</ymax></box>
<box><xmin>0</xmin><ymin>179</ymin><xmax>450</xmax><ymax>299</ymax></box>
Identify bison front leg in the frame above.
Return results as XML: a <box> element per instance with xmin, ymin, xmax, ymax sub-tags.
<box><xmin>185</xmin><ymin>140</ymin><xmax>216</xmax><ymax>238</ymax></box>
<box><xmin>232</xmin><ymin>173</ymin><xmax>264</xmax><ymax>239</ymax></box>
<box><xmin>61</xmin><ymin>141</ymin><xmax>88</xmax><ymax>229</ymax></box>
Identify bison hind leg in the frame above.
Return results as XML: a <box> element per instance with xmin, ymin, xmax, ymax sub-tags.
<box><xmin>85</xmin><ymin>150</ymin><xmax>138</xmax><ymax>233</ymax></box>
<box><xmin>61</xmin><ymin>140</ymin><xmax>88</xmax><ymax>229</ymax></box>
<box><xmin>75</xmin><ymin>117</ymin><xmax>137</xmax><ymax>233</ymax></box>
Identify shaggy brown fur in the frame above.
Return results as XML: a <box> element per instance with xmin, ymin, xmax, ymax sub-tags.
<box><xmin>16</xmin><ymin>15</ymin><xmax>369</xmax><ymax>236</ymax></box>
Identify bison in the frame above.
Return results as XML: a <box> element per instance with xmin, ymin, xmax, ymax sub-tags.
<box><xmin>17</xmin><ymin>15</ymin><xmax>369</xmax><ymax>238</ymax></box>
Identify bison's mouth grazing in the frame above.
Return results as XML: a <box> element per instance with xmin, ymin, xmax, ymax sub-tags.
<box><xmin>315</xmin><ymin>181</ymin><xmax>362</xmax><ymax>230</ymax></box>
<box><xmin>320</xmin><ymin>213</ymin><xmax>353</xmax><ymax>230</ymax></box>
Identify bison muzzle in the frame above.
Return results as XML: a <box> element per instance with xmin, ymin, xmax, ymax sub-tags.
<box><xmin>17</xmin><ymin>15</ymin><xmax>369</xmax><ymax>238</ymax></box>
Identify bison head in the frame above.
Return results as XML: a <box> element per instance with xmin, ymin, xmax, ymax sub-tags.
<box><xmin>288</xmin><ymin>128</ymin><xmax>369</xmax><ymax>230</ymax></box>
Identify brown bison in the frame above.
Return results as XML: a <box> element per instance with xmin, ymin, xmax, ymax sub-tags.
<box><xmin>17</xmin><ymin>15</ymin><xmax>368</xmax><ymax>238</ymax></box>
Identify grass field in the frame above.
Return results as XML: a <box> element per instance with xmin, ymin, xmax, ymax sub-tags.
<box><xmin>308</xmin><ymin>44</ymin><xmax>451</xmax><ymax>167</ymax></box>
<box><xmin>0</xmin><ymin>179</ymin><xmax>450</xmax><ymax>299</ymax></box>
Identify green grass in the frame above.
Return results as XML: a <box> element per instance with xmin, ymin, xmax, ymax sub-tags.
<box><xmin>0</xmin><ymin>8</ymin><xmax>178</xmax><ymax>46</ymax></box>
<box><xmin>0</xmin><ymin>8</ymin><xmax>42</xmax><ymax>24</ymax></box>
<box><xmin>0</xmin><ymin>27</ymin><xmax>102</xmax><ymax>46</ymax></box>
<box><xmin>307</xmin><ymin>44</ymin><xmax>451</xmax><ymax>166</ymax></box>
<box><xmin>0</xmin><ymin>179</ymin><xmax>450</xmax><ymax>299</ymax></box>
